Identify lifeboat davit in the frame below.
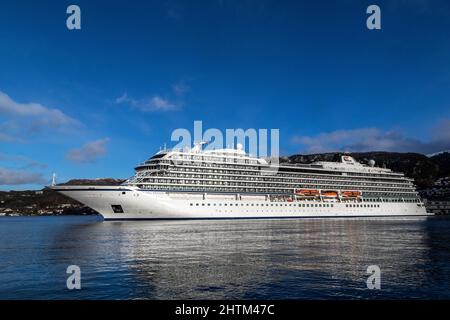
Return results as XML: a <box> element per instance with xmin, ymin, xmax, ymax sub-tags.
<box><xmin>295</xmin><ymin>189</ymin><xmax>320</xmax><ymax>197</ymax></box>
<box><xmin>321</xmin><ymin>190</ymin><xmax>338</xmax><ymax>197</ymax></box>
<box><xmin>341</xmin><ymin>191</ymin><xmax>361</xmax><ymax>198</ymax></box>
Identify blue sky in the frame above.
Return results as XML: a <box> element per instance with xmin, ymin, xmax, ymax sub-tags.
<box><xmin>1</xmin><ymin>0</ymin><xmax>450</xmax><ymax>190</ymax></box>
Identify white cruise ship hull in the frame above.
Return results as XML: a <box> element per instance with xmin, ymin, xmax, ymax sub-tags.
<box><xmin>52</xmin><ymin>186</ymin><xmax>431</xmax><ymax>220</ymax></box>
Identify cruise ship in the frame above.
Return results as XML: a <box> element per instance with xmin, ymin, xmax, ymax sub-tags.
<box><xmin>52</xmin><ymin>143</ymin><xmax>430</xmax><ymax>220</ymax></box>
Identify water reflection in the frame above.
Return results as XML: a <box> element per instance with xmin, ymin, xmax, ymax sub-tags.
<box><xmin>71</xmin><ymin>217</ymin><xmax>439</xmax><ymax>299</ymax></box>
<box><xmin>2</xmin><ymin>216</ymin><xmax>450</xmax><ymax>299</ymax></box>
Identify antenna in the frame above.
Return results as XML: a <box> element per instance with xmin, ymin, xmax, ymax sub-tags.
<box><xmin>51</xmin><ymin>173</ymin><xmax>57</xmax><ymax>186</ymax></box>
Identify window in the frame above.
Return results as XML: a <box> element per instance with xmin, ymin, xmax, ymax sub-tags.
<box><xmin>111</xmin><ymin>205</ymin><xmax>124</xmax><ymax>213</ymax></box>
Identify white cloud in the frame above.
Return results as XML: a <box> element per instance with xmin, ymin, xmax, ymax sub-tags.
<box><xmin>0</xmin><ymin>91</ymin><xmax>76</xmax><ymax>128</ymax></box>
<box><xmin>292</xmin><ymin>119</ymin><xmax>450</xmax><ymax>154</ymax></box>
<box><xmin>66</xmin><ymin>138</ymin><xmax>110</xmax><ymax>164</ymax></box>
<box><xmin>148</xmin><ymin>95</ymin><xmax>177</xmax><ymax>111</ymax></box>
<box><xmin>0</xmin><ymin>167</ymin><xmax>47</xmax><ymax>185</ymax></box>
<box><xmin>0</xmin><ymin>90</ymin><xmax>79</xmax><ymax>141</ymax></box>
<box><xmin>115</xmin><ymin>93</ymin><xmax>178</xmax><ymax>112</ymax></box>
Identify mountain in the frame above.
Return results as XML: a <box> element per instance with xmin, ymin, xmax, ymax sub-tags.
<box><xmin>286</xmin><ymin>151</ymin><xmax>450</xmax><ymax>189</ymax></box>
<box><xmin>428</xmin><ymin>152</ymin><xmax>450</xmax><ymax>179</ymax></box>
<box><xmin>427</xmin><ymin>150</ymin><xmax>450</xmax><ymax>157</ymax></box>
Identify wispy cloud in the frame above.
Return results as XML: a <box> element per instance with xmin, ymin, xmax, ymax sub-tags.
<box><xmin>0</xmin><ymin>132</ymin><xmax>18</xmax><ymax>142</ymax></box>
<box><xmin>66</xmin><ymin>138</ymin><xmax>110</xmax><ymax>164</ymax></box>
<box><xmin>0</xmin><ymin>167</ymin><xmax>47</xmax><ymax>185</ymax></box>
<box><xmin>148</xmin><ymin>95</ymin><xmax>177</xmax><ymax>111</ymax></box>
<box><xmin>292</xmin><ymin>119</ymin><xmax>450</xmax><ymax>154</ymax></box>
<box><xmin>0</xmin><ymin>90</ymin><xmax>79</xmax><ymax>141</ymax></box>
<box><xmin>172</xmin><ymin>80</ymin><xmax>190</xmax><ymax>96</ymax></box>
<box><xmin>0</xmin><ymin>152</ymin><xmax>47</xmax><ymax>169</ymax></box>
<box><xmin>115</xmin><ymin>81</ymin><xmax>189</xmax><ymax>113</ymax></box>
<box><xmin>115</xmin><ymin>93</ymin><xmax>178</xmax><ymax>112</ymax></box>
<box><xmin>115</xmin><ymin>93</ymin><xmax>138</xmax><ymax>106</ymax></box>
<box><xmin>165</xmin><ymin>0</ymin><xmax>184</xmax><ymax>20</ymax></box>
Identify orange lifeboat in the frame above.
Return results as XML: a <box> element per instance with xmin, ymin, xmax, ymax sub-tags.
<box><xmin>321</xmin><ymin>190</ymin><xmax>338</xmax><ymax>197</ymax></box>
<box><xmin>295</xmin><ymin>189</ymin><xmax>320</xmax><ymax>197</ymax></box>
<box><xmin>342</xmin><ymin>191</ymin><xmax>361</xmax><ymax>198</ymax></box>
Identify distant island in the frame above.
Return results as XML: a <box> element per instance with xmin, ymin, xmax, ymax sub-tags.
<box><xmin>1</xmin><ymin>152</ymin><xmax>449</xmax><ymax>216</ymax></box>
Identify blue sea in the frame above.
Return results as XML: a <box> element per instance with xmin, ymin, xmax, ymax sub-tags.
<box><xmin>0</xmin><ymin>215</ymin><xmax>449</xmax><ymax>300</ymax></box>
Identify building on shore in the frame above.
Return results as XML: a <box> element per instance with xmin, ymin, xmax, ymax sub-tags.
<box><xmin>424</xmin><ymin>200</ymin><xmax>450</xmax><ymax>215</ymax></box>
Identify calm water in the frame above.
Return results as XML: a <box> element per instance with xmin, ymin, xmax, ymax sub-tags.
<box><xmin>0</xmin><ymin>215</ymin><xmax>450</xmax><ymax>299</ymax></box>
